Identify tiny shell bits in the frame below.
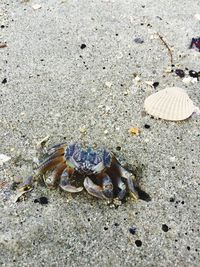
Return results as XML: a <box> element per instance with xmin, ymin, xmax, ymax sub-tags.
<box><xmin>144</xmin><ymin>87</ymin><xmax>199</xmax><ymax>121</ymax></box>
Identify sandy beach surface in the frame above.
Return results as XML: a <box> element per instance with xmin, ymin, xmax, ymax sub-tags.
<box><xmin>0</xmin><ymin>1</ymin><xmax>200</xmax><ymax>266</ymax></box>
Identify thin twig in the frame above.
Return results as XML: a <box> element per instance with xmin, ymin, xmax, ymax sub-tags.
<box><xmin>157</xmin><ymin>32</ymin><xmax>173</xmax><ymax>66</ymax></box>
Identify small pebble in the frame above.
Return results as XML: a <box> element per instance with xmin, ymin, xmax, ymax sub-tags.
<box><xmin>129</xmin><ymin>227</ymin><xmax>136</xmax><ymax>235</ymax></box>
<box><xmin>133</xmin><ymin>37</ymin><xmax>144</xmax><ymax>44</ymax></box>
<box><xmin>162</xmin><ymin>224</ymin><xmax>169</xmax><ymax>232</ymax></box>
<box><xmin>34</xmin><ymin>197</ymin><xmax>48</xmax><ymax>205</ymax></box>
<box><xmin>189</xmin><ymin>38</ymin><xmax>200</xmax><ymax>51</ymax></box>
<box><xmin>105</xmin><ymin>81</ymin><xmax>112</xmax><ymax>88</ymax></box>
<box><xmin>32</xmin><ymin>4</ymin><xmax>42</xmax><ymax>10</ymax></box>
<box><xmin>182</xmin><ymin>76</ymin><xmax>197</xmax><ymax>84</ymax></box>
<box><xmin>144</xmin><ymin>124</ymin><xmax>150</xmax><ymax>129</ymax></box>
<box><xmin>135</xmin><ymin>240</ymin><xmax>142</xmax><ymax>247</ymax></box>
<box><xmin>175</xmin><ymin>69</ymin><xmax>185</xmax><ymax>78</ymax></box>
<box><xmin>80</xmin><ymin>44</ymin><xmax>86</xmax><ymax>49</ymax></box>
<box><xmin>189</xmin><ymin>70</ymin><xmax>198</xmax><ymax>78</ymax></box>
<box><xmin>2</xmin><ymin>78</ymin><xmax>7</xmax><ymax>84</ymax></box>
<box><xmin>153</xmin><ymin>82</ymin><xmax>159</xmax><ymax>88</ymax></box>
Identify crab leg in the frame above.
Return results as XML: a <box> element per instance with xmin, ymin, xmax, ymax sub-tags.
<box><xmin>38</xmin><ymin>156</ymin><xmax>65</xmax><ymax>174</ymax></box>
<box><xmin>18</xmin><ymin>175</ymin><xmax>35</xmax><ymax>192</ymax></box>
<box><xmin>59</xmin><ymin>169</ymin><xmax>83</xmax><ymax>193</ymax></box>
<box><xmin>44</xmin><ymin>162</ymin><xmax>66</xmax><ymax>188</ymax></box>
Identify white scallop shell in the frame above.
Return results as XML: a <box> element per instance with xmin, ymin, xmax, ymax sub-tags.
<box><xmin>144</xmin><ymin>87</ymin><xmax>198</xmax><ymax>121</ymax></box>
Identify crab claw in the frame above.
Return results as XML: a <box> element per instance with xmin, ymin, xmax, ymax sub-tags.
<box><xmin>116</xmin><ymin>178</ymin><xmax>126</xmax><ymax>200</ymax></box>
<box><xmin>119</xmin><ymin>165</ymin><xmax>138</xmax><ymax>201</ymax></box>
<box><xmin>102</xmin><ymin>175</ymin><xmax>113</xmax><ymax>199</ymax></box>
<box><xmin>84</xmin><ymin>177</ymin><xmax>109</xmax><ymax>199</ymax></box>
<box><xmin>59</xmin><ymin>169</ymin><xmax>83</xmax><ymax>193</ymax></box>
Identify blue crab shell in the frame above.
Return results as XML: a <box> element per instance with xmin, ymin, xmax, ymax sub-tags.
<box><xmin>64</xmin><ymin>143</ymin><xmax>111</xmax><ymax>174</ymax></box>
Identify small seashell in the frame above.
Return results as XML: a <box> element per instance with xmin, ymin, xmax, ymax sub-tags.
<box><xmin>144</xmin><ymin>87</ymin><xmax>198</xmax><ymax>121</ymax></box>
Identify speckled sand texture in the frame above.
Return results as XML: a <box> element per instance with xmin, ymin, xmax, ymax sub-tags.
<box><xmin>0</xmin><ymin>1</ymin><xmax>200</xmax><ymax>266</ymax></box>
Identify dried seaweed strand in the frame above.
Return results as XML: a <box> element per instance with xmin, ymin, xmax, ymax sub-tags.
<box><xmin>157</xmin><ymin>32</ymin><xmax>173</xmax><ymax>66</ymax></box>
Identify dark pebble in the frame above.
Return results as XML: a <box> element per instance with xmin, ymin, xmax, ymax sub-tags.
<box><xmin>153</xmin><ymin>82</ymin><xmax>159</xmax><ymax>88</ymax></box>
<box><xmin>189</xmin><ymin>70</ymin><xmax>198</xmax><ymax>78</ymax></box>
<box><xmin>135</xmin><ymin>240</ymin><xmax>142</xmax><ymax>247</ymax></box>
<box><xmin>80</xmin><ymin>44</ymin><xmax>86</xmax><ymax>49</ymax></box>
<box><xmin>162</xmin><ymin>224</ymin><xmax>169</xmax><ymax>232</ymax></box>
<box><xmin>2</xmin><ymin>78</ymin><xmax>7</xmax><ymax>84</ymax></box>
<box><xmin>116</xmin><ymin>146</ymin><xmax>121</xmax><ymax>151</ymax></box>
<box><xmin>175</xmin><ymin>69</ymin><xmax>185</xmax><ymax>78</ymax></box>
<box><xmin>129</xmin><ymin>227</ymin><xmax>136</xmax><ymax>235</ymax></box>
<box><xmin>133</xmin><ymin>37</ymin><xmax>144</xmax><ymax>44</ymax></box>
<box><xmin>144</xmin><ymin>124</ymin><xmax>150</xmax><ymax>129</ymax></box>
<box><xmin>34</xmin><ymin>196</ymin><xmax>48</xmax><ymax>205</ymax></box>
<box><xmin>189</xmin><ymin>37</ymin><xmax>200</xmax><ymax>51</ymax></box>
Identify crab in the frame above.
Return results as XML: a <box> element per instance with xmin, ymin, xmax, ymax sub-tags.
<box><xmin>19</xmin><ymin>142</ymin><xmax>139</xmax><ymax>201</ymax></box>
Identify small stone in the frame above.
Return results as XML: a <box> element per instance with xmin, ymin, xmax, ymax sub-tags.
<box><xmin>153</xmin><ymin>82</ymin><xmax>159</xmax><ymax>88</ymax></box>
<box><xmin>129</xmin><ymin>227</ymin><xmax>136</xmax><ymax>235</ymax></box>
<box><xmin>133</xmin><ymin>37</ymin><xmax>144</xmax><ymax>44</ymax></box>
<box><xmin>144</xmin><ymin>124</ymin><xmax>150</xmax><ymax>129</ymax></box>
<box><xmin>2</xmin><ymin>78</ymin><xmax>7</xmax><ymax>84</ymax></box>
<box><xmin>175</xmin><ymin>69</ymin><xmax>185</xmax><ymax>78</ymax></box>
<box><xmin>105</xmin><ymin>81</ymin><xmax>112</xmax><ymax>88</ymax></box>
<box><xmin>169</xmin><ymin>156</ymin><xmax>176</xmax><ymax>162</ymax></box>
<box><xmin>182</xmin><ymin>76</ymin><xmax>197</xmax><ymax>84</ymax></box>
<box><xmin>80</xmin><ymin>44</ymin><xmax>86</xmax><ymax>49</ymax></box>
<box><xmin>162</xmin><ymin>224</ymin><xmax>169</xmax><ymax>232</ymax></box>
<box><xmin>79</xmin><ymin>127</ymin><xmax>87</xmax><ymax>134</ymax></box>
<box><xmin>0</xmin><ymin>154</ymin><xmax>11</xmax><ymax>166</ymax></box>
<box><xmin>32</xmin><ymin>4</ymin><xmax>42</xmax><ymax>10</ymax></box>
<box><xmin>135</xmin><ymin>240</ymin><xmax>142</xmax><ymax>247</ymax></box>
<box><xmin>189</xmin><ymin>70</ymin><xmax>198</xmax><ymax>78</ymax></box>
<box><xmin>34</xmin><ymin>196</ymin><xmax>48</xmax><ymax>205</ymax></box>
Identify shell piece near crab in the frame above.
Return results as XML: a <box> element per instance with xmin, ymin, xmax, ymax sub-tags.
<box><xmin>144</xmin><ymin>87</ymin><xmax>199</xmax><ymax>121</ymax></box>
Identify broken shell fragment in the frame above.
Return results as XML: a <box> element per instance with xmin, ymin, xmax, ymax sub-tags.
<box><xmin>128</xmin><ymin>127</ymin><xmax>140</xmax><ymax>136</ymax></box>
<box><xmin>144</xmin><ymin>87</ymin><xmax>198</xmax><ymax>121</ymax></box>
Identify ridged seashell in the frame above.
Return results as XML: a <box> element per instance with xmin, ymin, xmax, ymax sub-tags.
<box><xmin>144</xmin><ymin>87</ymin><xmax>198</xmax><ymax>121</ymax></box>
